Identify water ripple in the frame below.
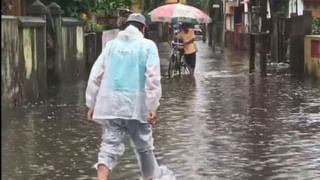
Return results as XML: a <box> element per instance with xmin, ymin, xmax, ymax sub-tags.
<box><xmin>2</xmin><ymin>42</ymin><xmax>320</xmax><ymax>180</ymax></box>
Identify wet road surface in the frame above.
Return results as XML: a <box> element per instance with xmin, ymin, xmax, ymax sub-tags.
<box><xmin>2</xmin><ymin>41</ymin><xmax>320</xmax><ymax>180</ymax></box>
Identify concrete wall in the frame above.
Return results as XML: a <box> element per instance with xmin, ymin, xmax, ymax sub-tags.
<box><xmin>290</xmin><ymin>11</ymin><xmax>313</xmax><ymax>74</ymax></box>
<box><xmin>1</xmin><ymin>15</ymin><xmax>85</xmax><ymax>106</ymax></box>
<box><xmin>304</xmin><ymin>35</ymin><xmax>320</xmax><ymax>78</ymax></box>
<box><xmin>1</xmin><ymin>15</ymin><xmax>46</xmax><ymax>107</ymax></box>
<box><xmin>60</xmin><ymin>18</ymin><xmax>85</xmax><ymax>80</ymax></box>
<box><xmin>44</xmin><ymin>15</ymin><xmax>85</xmax><ymax>84</ymax></box>
<box><xmin>225</xmin><ymin>30</ymin><xmax>250</xmax><ymax>50</ymax></box>
<box><xmin>1</xmin><ymin>16</ymin><xmax>21</xmax><ymax>106</ymax></box>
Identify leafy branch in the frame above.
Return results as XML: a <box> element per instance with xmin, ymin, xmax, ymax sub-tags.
<box><xmin>312</xmin><ymin>17</ymin><xmax>320</xmax><ymax>35</ymax></box>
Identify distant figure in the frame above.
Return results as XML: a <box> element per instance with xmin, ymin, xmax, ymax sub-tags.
<box><xmin>176</xmin><ymin>23</ymin><xmax>197</xmax><ymax>75</ymax></box>
<box><xmin>85</xmin><ymin>13</ymin><xmax>176</xmax><ymax>180</ymax></box>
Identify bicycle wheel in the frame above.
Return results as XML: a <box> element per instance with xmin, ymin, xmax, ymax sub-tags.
<box><xmin>168</xmin><ymin>54</ymin><xmax>174</xmax><ymax>78</ymax></box>
<box><xmin>173</xmin><ymin>54</ymin><xmax>181</xmax><ymax>76</ymax></box>
<box><xmin>177</xmin><ymin>54</ymin><xmax>182</xmax><ymax>76</ymax></box>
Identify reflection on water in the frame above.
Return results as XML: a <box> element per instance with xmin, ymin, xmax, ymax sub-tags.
<box><xmin>2</xmin><ymin>42</ymin><xmax>320</xmax><ymax>180</ymax></box>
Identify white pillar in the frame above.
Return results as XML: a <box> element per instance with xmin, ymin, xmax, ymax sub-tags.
<box><xmin>222</xmin><ymin>0</ymin><xmax>226</xmax><ymax>48</ymax></box>
<box><xmin>267</xmin><ymin>0</ymin><xmax>271</xmax><ymax>19</ymax></box>
<box><xmin>244</xmin><ymin>2</ymin><xmax>249</xmax><ymax>33</ymax></box>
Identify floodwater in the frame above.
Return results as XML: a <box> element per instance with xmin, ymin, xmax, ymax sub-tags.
<box><xmin>2</xmin><ymin>42</ymin><xmax>320</xmax><ymax>180</ymax></box>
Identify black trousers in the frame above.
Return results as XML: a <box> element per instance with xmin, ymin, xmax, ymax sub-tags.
<box><xmin>184</xmin><ymin>52</ymin><xmax>196</xmax><ymax>68</ymax></box>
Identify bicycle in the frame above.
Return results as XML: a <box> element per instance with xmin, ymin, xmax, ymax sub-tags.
<box><xmin>167</xmin><ymin>41</ymin><xmax>190</xmax><ymax>78</ymax></box>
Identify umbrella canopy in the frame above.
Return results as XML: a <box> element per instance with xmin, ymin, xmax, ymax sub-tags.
<box><xmin>148</xmin><ymin>3</ymin><xmax>211</xmax><ymax>25</ymax></box>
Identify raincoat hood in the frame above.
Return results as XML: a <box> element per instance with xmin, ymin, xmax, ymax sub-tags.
<box><xmin>117</xmin><ymin>25</ymin><xmax>144</xmax><ymax>41</ymax></box>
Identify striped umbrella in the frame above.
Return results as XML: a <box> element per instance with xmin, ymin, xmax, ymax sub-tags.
<box><xmin>148</xmin><ymin>3</ymin><xmax>211</xmax><ymax>24</ymax></box>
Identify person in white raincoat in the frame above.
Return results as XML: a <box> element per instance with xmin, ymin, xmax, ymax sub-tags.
<box><xmin>85</xmin><ymin>13</ymin><xmax>176</xmax><ymax>180</ymax></box>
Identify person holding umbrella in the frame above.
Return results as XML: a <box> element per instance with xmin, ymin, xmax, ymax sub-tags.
<box><xmin>176</xmin><ymin>23</ymin><xmax>197</xmax><ymax>75</ymax></box>
<box><xmin>148</xmin><ymin>4</ymin><xmax>211</xmax><ymax>75</ymax></box>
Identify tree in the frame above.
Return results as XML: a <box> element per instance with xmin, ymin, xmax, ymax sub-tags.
<box><xmin>43</xmin><ymin>0</ymin><xmax>133</xmax><ymax>17</ymax></box>
<box><xmin>187</xmin><ymin>0</ymin><xmax>202</xmax><ymax>9</ymax></box>
<box><xmin>312</xmin><ymin>17</ymin><xmax>320</xmax><ymax>35</ymax></box>
<box><xmin>95</xmin><ymin>0</ymin><xmax>132</xmax><ymax>16</ymax></box>
<box><xmin>41</xmin><ymin>0</ymin><xmax>96</xmax><ymax>17</ymax></box>
<box><xmin>142</xmin><ymin>0</ymin><xmax>166</xmax><ymax>12</ymax></box>
<box><xmin>1</xmin><ymin>0</ymin><xmax>13</xmax><ymax>15</ymax></box>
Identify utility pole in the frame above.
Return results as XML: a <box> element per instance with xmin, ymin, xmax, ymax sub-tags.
<box><xmin>249</xmin><ymin>0</ymin><xmax>268</xmax><ymax>75</ymax></box>
<box><xmin>221</xmin><ymin>0</ymin><xmax>226</xmax><ymax>51</ymax></box>
<box><xmin>296</xmin><ymin>0</ymin><xmax>298</xmax><ymax>15</ymax></box>
<box><xmin>259</xmin><ymin>0</ymin><xmax>268</xmax><ymax>76</ymax></box>
<box><xmin>244</xmin><ymin>0</ymin><xmax>249</xmax><ymax>33</ymax></box>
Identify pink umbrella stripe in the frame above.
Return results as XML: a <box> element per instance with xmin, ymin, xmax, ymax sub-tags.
<box><xmin>148</xmin><ymin>4</ymin><xmax>211</xmax><ymax>24</ymax></box>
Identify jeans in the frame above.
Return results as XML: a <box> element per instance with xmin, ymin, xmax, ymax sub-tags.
<box><xmin>94</xmin><ymin>119</ymin><xmax>160</xmax><ymax>179</ymax></box>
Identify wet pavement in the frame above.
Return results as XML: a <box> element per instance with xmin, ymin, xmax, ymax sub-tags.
<box><xmin>2</xmin><ymin>41</ymin><xmax>320</xmax><ymax>180</ymax></box>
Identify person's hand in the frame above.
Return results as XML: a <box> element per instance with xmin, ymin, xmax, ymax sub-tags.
<box><xmin>87</xmin><ymin>109</ymin><xmax>94</xmax><ymax>122</ymax></box>
<box><xmin>148</xmin><ymin>112</ymin><xmax>157</xmax><ymax>125</ymax></box>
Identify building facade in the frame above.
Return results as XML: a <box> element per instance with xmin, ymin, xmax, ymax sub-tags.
<box><xmin>1</xmin><ymin>0</ymin><xmax>34</xmax><ymax>16</ymax></box>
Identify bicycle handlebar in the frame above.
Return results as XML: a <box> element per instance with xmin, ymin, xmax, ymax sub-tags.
<box><xmin>171</xmin><ymin>41</ymin><xmax>184</xmax><ymax>46</ymax></box>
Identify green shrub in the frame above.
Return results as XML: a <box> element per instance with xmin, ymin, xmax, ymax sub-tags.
<box><xmin>86</xmin><ymin>20</ymin><xmax>104</xmax><ymax>33</ymax></box>
<box><xmin>312</xmin><ymin>17</ymin><xmax>320</xmax><ymax>35</ymax></box>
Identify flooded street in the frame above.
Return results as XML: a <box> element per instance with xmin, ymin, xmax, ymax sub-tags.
<box><xmin>2</xmin><ymin>41</ymin><xmax>320</xmax><ymax>180</ymax></box>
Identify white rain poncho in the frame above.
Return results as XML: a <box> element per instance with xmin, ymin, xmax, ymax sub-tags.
<box><xmin>86</xmin><ymin>25</ymin><xmax>162</xmax><ymax>123</ymax></box>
